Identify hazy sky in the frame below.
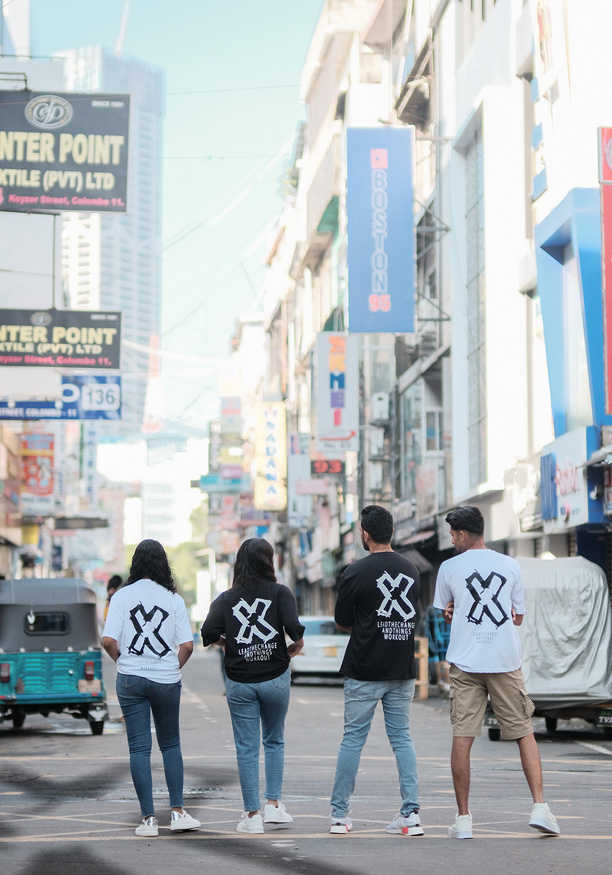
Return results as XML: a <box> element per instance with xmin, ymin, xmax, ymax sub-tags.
<box><xmin>28</xmin><ymin>0</ymin><xmax>324</xmax><ymax>432</ymax></box>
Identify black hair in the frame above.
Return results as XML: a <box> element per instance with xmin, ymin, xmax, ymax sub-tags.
<box><xmin>361</xmin><ymin>504</ymin><xmax>394</xmax><ymax>544</ymax></box>
<box><xmin>232</xmin><ymin>538</ymin><xmax>277</xmax><ymax>590</ymax></box>
<box><xmin>445</xmin><ymin>506</ymin><xmax>485</xmax><ymax>537</ymax></box>
<box><xmin>127</xmin><ymin>539</ymin><xmax>176</xmax><ymax>593</ymax></box>
<box><xmin>107</xmin><ymin>574</ymin><xmax>123</xmax><ymax>593</ymax></box>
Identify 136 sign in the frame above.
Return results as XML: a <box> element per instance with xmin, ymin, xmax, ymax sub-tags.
<box><xmin>311</xmin><ymin>459</ymin><xmax>345</xmax><ymax>476</ymax></box>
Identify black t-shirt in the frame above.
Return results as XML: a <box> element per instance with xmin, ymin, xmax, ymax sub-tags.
<box><xmin>200</xmin><ymin>582</ymin><xmax>305</xmax><ymax>683</ymax></box>
<box><xmin>335</xmin><ymin>551</ymin><xmax>421</xmax><ymax>681</ymax></box>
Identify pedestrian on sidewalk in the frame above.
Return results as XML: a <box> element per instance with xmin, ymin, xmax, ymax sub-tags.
<box><xmin>329</xmin><ymin>504</ymin><xmax>424</xmax><ymax>837</ymax></box>
<box><xmin>102</xmin><ymin>539</ymin><xmax>201</xmax><ymax>837</ymax></box>
<box><xmin>201</xmin><ymin>537</ymin><xmax>305</xmax><ymax>834</ymax></box>
<box><xmin>433</xmin><ymin>505</ymin><xmax>560</xmax><ymax>839</ymax></box>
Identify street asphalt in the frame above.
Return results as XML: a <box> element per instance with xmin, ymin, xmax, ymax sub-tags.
<box><xmin>1</xmin><ymin>648</ymin><xmax>611</xmax><ymax>874</ymax></box>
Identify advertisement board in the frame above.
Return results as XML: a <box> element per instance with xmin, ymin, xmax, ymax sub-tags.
<box><xmin>0</xmin><ymin>375</ymin><xmax>121</xmax><ymax>420</ymax></box>
<box><xmin>599</xmin><ymin>127</ymin><xmax>612</xmax><ymax>414</ymax></box>
<box><xmin>20</xmin><ymin>432</ymin><xmax>54</xmax><ymax>515</ymax></box>
<box><xmin>316</xmin><ymin>333</ymin><xmax>359</xmax><ymax>453</ymax></box>
<box><xmin>253</xmin><ymin>401</ymin><xmax>287</xmax><ymax>511</ymax></box>
<box><xmin>541</xmin><ymin>426</ymin><xmax>599</xmax><ymax>532</ymax></box>
<box><xmin>0</xmin><ymin>308</ymin><xmax>121</xmax><ymax>368</ymax></box>
<box><xmin>346</xmin><ymin>127</ymin><xmax>415</xmax><ymax>332</ymax></box>
<box><xmin>0</xmin><ymin>90</ymin><xmax>129</xmax><ymax>213</ymax></box>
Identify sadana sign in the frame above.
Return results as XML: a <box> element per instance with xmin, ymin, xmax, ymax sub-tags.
<box><xmin>0</xmin><ymin>309</ymin><xmax>121</xmax><ymax>369</ymax></box>
<box><xmin>0</xmin><ymin>91</ymin><xmax>130</xmax><ymax>213</ymax></box>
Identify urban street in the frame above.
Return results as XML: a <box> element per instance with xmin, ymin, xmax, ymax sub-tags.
<box><xmin>1</xmin><ymin>648</ymin><xmax>611</xmax><ymax>875</ymax></box>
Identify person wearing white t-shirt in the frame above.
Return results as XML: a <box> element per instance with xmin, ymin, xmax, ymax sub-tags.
<box><xmin>433</xmin><ymin>506</ymin><xmax>560</xmax><ymax>839</ymax></box>
<box><xmin>102</xmin><ymin>539</ymin><xmax>201</xmax><ymax>838</ymax></box>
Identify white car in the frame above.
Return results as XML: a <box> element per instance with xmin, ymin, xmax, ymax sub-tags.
<box><xmin>290</xmin><ymin>616</ymin><xmax>350</xmax><ymax>682</ymax></box>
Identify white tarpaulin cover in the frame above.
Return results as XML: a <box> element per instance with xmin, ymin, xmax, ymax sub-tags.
<box><xmin>517</xmin><ymin>557</ymin><xmax>612</xmax><ymax>708</ymax></box>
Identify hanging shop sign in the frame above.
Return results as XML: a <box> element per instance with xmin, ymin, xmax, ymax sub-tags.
<box><xmin>253</xmin><ymin>401</ymin><xmax>287</xmax><ymax>512</ymax></box>
<box><xmin>20</xmin><ymin>432</ymin><xmax>55</xmax><ymax>515</ymax></box>
<box><xmin>346</xmin><ymin>126</ymin><xmax>415</xmax><ymax>332</ymax></box>
<box><xmin>0</xmin><ymin>90</ymin><xmax>129</xmax><ymax>213</ymax></box>
<box><xmin>540</xmin><ymin>426</ymin><xmax>599</xmax><ymax>532</ymax></box>
<box><xmin>0</xmin><ymin>308</ymin><xmax>121</xmax><ymax>368</ymax></box>
<box><xmin>316</xmin><ymin>332</ymin><xmax>359</xmax><ymax>453</ymax></box>
<box><xmin>0</xmin><ymin>375</ymin><xmax>121</xmax><ymax>420</ymax></box>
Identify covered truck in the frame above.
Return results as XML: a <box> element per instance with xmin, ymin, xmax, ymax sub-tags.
<box><xmin>485</xmin><ymin>556</ymin><xmax>612</xmax><ymax>740</ymax></box>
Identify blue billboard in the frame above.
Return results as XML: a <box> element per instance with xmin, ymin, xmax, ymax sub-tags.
<box><xmin>0</xmin><ymin>375</ymin><xmax>121</xmax><ymax>420</ymax></box>
<box><xmin>346</xmin><ymin>127</ymin><xmax>415</xmax><ymax>333</ymax></box>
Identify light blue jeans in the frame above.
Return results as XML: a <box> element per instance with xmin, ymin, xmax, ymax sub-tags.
<box><xmin>331</xmin><ymin>677</ymin><xmax>419</xmax><ymax>818</ymax></box>
<box><xmin>116</xmin><ymin>673</ymin><xmax>184</xmax><ymax>817</ymax></box>
<box><xmin>225</xmin><ymin>668</ymin><xmax>291</xmax><ymax>812</ymax></box>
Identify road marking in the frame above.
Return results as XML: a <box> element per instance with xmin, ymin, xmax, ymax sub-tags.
<box><xmin>574</xmin><ymin>741</ymin><xmax>612</xmax><ymax>757</ymax></box>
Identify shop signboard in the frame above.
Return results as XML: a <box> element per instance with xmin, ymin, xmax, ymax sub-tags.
<box><xmin>0</xmin><ymin>308</ymin><xmax>121</xmax><ymax>369</ymax></box>
<box><xmin>0</xmin><ymin>375</ymin><xmax>121</xmax><ymax>420</ymax></box>
<box><xmin>316</xmin><ymin>332</ymin><xmax>359</xmax><ymax>453</ymax></box>
<box><xmin>253</xmin><ymin>401</ymin><xmax>287</xmax><ymax>511</ymax></box>
<box><xmin>20</xmin><ymin>432</ymin><xmax>54</xmax><ymax>515</ymax></box>
<box><xmin>0</xmin><ymin>90</ymin><xmax>129</xmax><ymax>213</ymax></box>
<box><xmin>541</xmin><ymin>426</ymin><xmax>599</xmax><ymax>532</ymax></box>
<box><xmin>346</xmin><ymin>126</ymin><xmax>415</xmax><ymax>332</ymax></box>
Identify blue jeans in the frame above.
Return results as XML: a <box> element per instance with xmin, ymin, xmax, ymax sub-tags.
<box><xmin>116</xmin><ymin>673</ymin><xmax>184</xmax><ymax>817</ymax></box>
<box><xmin>225</xmin><ymin>668</ymin><xmax>291</xmax><ymax>812</ymax></box>
<box><xmin>331</xmin><ymin>677</ymin><xmax>419</xmax><ymax>818</ymax></box>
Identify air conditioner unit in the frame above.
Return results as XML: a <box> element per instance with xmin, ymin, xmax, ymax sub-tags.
<box><xmin>371</xmin><ymin>392</ymin><xmax>389</xmax><ymax>421</ymax></box>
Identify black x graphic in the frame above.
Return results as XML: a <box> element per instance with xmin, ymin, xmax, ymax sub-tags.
<box><xmin>465</xmin><ymin>571</ymin><xmax>509</xmax><ymax>627</ymax></box>
<box><xmin>127</xmin><ymin>602</ymin><xmax>171</xmax><ymax>657</ymax></box>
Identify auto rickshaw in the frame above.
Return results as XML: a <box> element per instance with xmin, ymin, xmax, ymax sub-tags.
<box><xmin>0</xmin><ymin>577</ymin><xmax>108</xmax><ymax>734</ymax></box>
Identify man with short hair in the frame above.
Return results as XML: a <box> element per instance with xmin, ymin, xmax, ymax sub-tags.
<box><xmin>433</xmin><ymin>505</ymin><xmax>560</xmax><ymax>839</ymax></box>
<box><xmin>329</xmin><ymin>505</ymin><xmax>423</xmax><ymax>837</ymax></box>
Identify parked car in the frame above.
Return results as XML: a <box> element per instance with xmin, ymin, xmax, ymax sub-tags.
<box><xmin>290</xmin><ymin>616</ymin><xmax>350</xmax><ymax>682</ymax></box>
<box><xmin>0</xmin><ymin>578</ymin><xmax>108</xmax><ymax>734</ymax></box>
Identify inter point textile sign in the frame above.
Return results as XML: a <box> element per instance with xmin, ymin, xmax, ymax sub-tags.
<box><xmin>346</xmin><ymin>126</ymin><xmax>415</xmax><ymax>333</ymax></box>
<box><xmin>0</xmin><ymin>90</ymin><xmax>129</xmax><ymax>213</ymax></box>
<box><xmin>0</xmin><ymin>308</ymin><xmax>121</xmax><ymax>369</ymax></box>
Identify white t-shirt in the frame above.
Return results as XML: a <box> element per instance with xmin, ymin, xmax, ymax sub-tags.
<box><xmin>433</xmin><ymin>549</ymin><xmax>525</xmax><ymax>673</ymax></box>
<box><xmin>103</xmin><ymin>579</ymin><xmax>192</xmax><ymax>684</ymax></box>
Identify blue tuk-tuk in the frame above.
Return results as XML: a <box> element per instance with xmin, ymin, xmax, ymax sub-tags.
<box><xmin>0</xmin><ymin>578</ymin><xmax>108</xmax><ymax>734</ymax></box>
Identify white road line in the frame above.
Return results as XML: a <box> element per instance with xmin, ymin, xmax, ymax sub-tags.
<box><xmin>574</xmin><ymin>741</ymin><xmax>612</xmax><ymax>757</ymax></box>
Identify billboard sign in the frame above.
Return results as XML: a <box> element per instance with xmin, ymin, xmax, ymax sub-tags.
<box><xmin>21</xmin><ymin>432</ymin><xmax>55</xmax><ymax>515</ymax></box>
<box><xmin>0</xmin><ymin>375</ymin><xmax>122</xmax><ymax>420</ymax></box>
<box><xmin>0</xmin><ymin>90</ymin><xmax>129</xmax><ymax>213</ymax></box>
<box><xmin>253</xmin><ymin>401</ymin><xmax>287</xmax><ymax>511</ymax></box>
<box><xmin>316</xmin><ymin>333</ymin><xmax>359</xmax><ymax>453</ymax></box>
<box><xmin>0</xmin><ymin>308</ymin><xmax>121</xmax><ymax>368</ymax></box>
<box><xmin>346</xmin><ymin>127</ymin><xmax>415</xmax><ymax>332</ymax></box>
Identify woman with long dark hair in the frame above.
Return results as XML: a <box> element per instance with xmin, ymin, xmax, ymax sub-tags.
<box><xmin>102</xmin><ymin>539</ymin><xmax>201</xmax><ymax>837</ymax></box>
<box><xmin>201</xmin><ymin>538</ymin><xmax>304</xmax><ymax>833</ymax></box>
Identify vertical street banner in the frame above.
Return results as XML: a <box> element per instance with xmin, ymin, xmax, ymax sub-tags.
<box><xmin>599</xmin><ymin>127</ymin><xmax>612</xmax><ymax>414</ymax></box>
<box><xmin>316</xmin><ymin>332</ymin><xmax>359</xmax><ymax>453</ymax></box>
<box><xmin>346</xmin><ymin>126</ymin><xmax>415</xmax><ymax>332</ymax></box>
<box><xmin>0</xmin><ymin>90</ymin><xmax>129</xmax><ymax>213</ymax></box>
<box><xmin>253</xmin><ymin>401</ymin><xmax>287</xmax><ymax>511</ymax></box>
<box><xmin>20</xmin><ymin>432</ymin><xmax>55</xmax><ymax>515</ymax></box>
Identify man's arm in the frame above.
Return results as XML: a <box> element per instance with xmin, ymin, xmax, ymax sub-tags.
<box><xmin>512</xmin><ymin>608</ymin><xmax>524</xmax><ymax>626</ymax></box>
<box><xmin>101</xmin><ymin>636</ymin><xmax>120</xmax><ymax>662</ymax></box>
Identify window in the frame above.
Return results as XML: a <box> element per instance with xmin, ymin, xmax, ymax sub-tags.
<box><xmin>24</xmin><ymin>612</ymin><xmax>69</xmax><ymax>635</ymax></box>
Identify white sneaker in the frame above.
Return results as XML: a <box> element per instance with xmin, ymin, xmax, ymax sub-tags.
<box><xmin>236</xmin><ymin>812</ymin><xmax>264</xmax><ymax>834</ymax></box>
<box><xmin>263</xmin><ymin>802</ymin><xmax>293</xmax><ymax>824</ymax></box>
<box><xmin>529</xmin><ymin>802</ymin><xmax>560</xmax><ymax>835</ymax></box>
<box><xmin>135</xmin><ymin>816</ymin><xmax>158</xmax><ymax>837</ymax></box>
<box><xmin>386</xmin><ymin>809</ymin><xmax>424</xmax><ymax>836</ymax></box>
<box><xmin>170</xmin><ymin>810</ymin><xmax>201</xmax><ymax>831</ymax></box>
<box><xmin>449</xmin><ymin>812</ymin><xmax>473</xmax><ymax>839</ymax></box>
<box><xmin>330</xmin><ymin>815</ymin><xmax>353</xmax><ymax>834</ymax></box>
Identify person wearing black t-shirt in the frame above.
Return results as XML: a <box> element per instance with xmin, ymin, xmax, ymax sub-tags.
<box><xmin>201</xmin><ymin>538</ymin><xmax>305</xmax><ymax>835</ymax></box>
<box><xmin>329</xmin><ymin>505</ymin><xmax>423</xmax><ymax>837</ymax></box>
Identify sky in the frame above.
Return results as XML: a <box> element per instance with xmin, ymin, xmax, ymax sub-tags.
<box><xmin>26</xmin><ymin>0</ymin><xmax>324</xmax><ymax>432</ymax></box>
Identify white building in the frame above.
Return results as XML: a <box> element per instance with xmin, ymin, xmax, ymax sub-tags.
<box><xmin>59</xmin><ymin>46</ymin><xmax>165</xmax><ymax>437</ymax></box>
